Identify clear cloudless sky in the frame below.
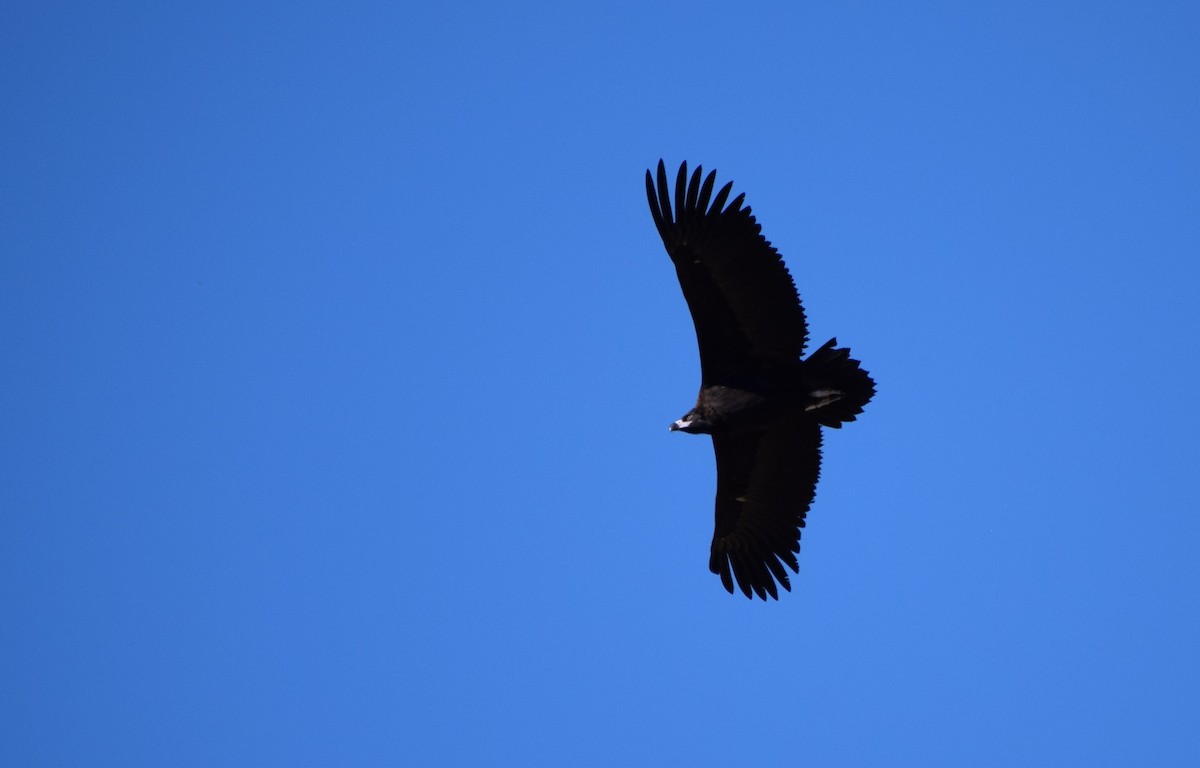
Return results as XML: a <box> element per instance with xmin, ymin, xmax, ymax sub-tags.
<box><xmin>3</xmin><ymin>1</ymin><xmax>1199</xmax><ymax>765</ymax></box>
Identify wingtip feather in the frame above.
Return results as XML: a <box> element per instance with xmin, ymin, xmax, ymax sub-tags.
<box><xmin>645</xmin><ymin>170</ymin><xmax>663</xmax><ymax>231</ymax></box>
<box><xmin>696</xmin><ymin>169</ymin><xmax>717</xmax><ymax>214</ymax></box>
<box><xmin>685</xmin><ymin>164</ymin><xmax>703</xmax><ymax>215</ymax></box>
<box><xmin>673</xmin><ymin>161</ymin><xmax>688</xmax><ymax>226</ymax></box>
<box><xmin>709</xmin><ymin>181</ymin><xmax>733</xmax><ymax>214</ymax></box>
<box><xmin>655</xmin><ymin>161</ymin><xmax>672</xmax><ymax>229</ymax></box>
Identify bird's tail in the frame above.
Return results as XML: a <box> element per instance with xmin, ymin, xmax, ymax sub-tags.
<box><xmin>802</xmin><ymin>338</ymin><xmax>875</xmax><ymax>428</ymax></box>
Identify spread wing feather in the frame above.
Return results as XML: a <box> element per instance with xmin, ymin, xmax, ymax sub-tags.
<box><xmin>710</xmin><ymin>425</ymin><xmax>822</xmax><ymax>600</ymax></box>
<box><xmin>645</xmin><ymin>160</ymin><xmax>809</xmax><ymax>383</ymax></box>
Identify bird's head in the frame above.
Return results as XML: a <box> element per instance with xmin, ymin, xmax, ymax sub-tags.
<box><xmin>669</xmin><ymin>409</ymin><xmax>714</xmax><ymax>434</ymax></box>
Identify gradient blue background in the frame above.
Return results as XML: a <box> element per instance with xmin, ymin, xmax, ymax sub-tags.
<box><xmin>4</xmin><ymin>2</ymin><xmax>1199</xmax><ymax>765</ymax></box>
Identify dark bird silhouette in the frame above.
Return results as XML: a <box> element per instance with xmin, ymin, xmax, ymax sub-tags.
<box><xmin>646</xmin><ymin>160</ymin><xmax>875</xmax><ymax>600</ymax></box>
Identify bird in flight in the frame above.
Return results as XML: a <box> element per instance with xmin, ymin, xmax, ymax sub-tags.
<box><xmin>646</xmin><ymin>160</ymin><xmax>875</xmax><ymax>600</ymax></box>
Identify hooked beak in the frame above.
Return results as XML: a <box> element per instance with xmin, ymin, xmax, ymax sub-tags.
<box><xmin>669</xmin><ymin>419</ymin><xmax>692</xmax><ymax>432</ymax></box>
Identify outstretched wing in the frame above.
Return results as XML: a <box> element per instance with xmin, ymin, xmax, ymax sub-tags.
<box><xmin>645</xmin><ymin>160</ymin><xmax>808</xmax><ymax>383</ymax></box>
<box><xmin>710</xmin><ymin>424</ymin><xmax>823</xmax><ymax>600</ymax></box>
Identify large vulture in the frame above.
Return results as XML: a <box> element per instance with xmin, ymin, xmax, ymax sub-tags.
<box><xmin>646</xmin><ymin>160</ymin><xmax>875</xmax><ymax>600</ymax></box>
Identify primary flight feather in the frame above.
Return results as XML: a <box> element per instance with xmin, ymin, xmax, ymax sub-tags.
<box><xmin>646</xmin><ymin>160</ymin><xmax>875</xmax><ymax>600</ymax></box>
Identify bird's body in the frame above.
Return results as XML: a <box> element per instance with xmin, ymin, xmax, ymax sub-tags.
<box><xmin>646</xmin><ymin>160</ymin><xmax>874</xmax><ymax>600</ymax></box>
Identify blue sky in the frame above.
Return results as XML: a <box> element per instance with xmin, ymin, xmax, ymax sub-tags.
<box><xmin>3</xmin><ymin>1</ymin><xmax>1199</xmax><ymax>765</ymax></box>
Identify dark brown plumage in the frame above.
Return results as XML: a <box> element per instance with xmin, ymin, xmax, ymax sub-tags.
<box><xmin>646</xmin><ymin>160</ymin><xmax>875</xmax><ymax>600</ymax></box>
